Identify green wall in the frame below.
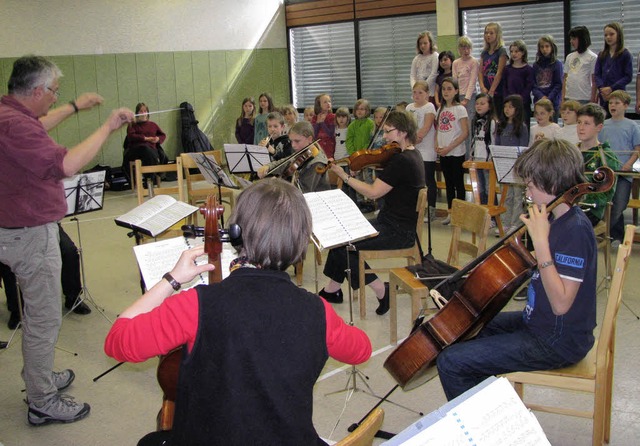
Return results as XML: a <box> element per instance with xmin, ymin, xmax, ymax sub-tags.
<box><xmin>0</xmin><ymin>48</ymin><xmax>290</xmax><ymax>169</ymax></box>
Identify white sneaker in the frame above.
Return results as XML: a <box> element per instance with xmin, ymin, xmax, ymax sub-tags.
<box><xmin>494</xmin><ymin>227</ymin><xmax>501</xmax><ymax>237</ymax></box>
<box><xmin>611</xmin><ymin>240</ymin><xmax>621</xmax><ymax>249</ymax></box>
<box><xmin>441</xmin><ymin>216</ymin><xmax>451</xmax><ymax>225</ymax></box>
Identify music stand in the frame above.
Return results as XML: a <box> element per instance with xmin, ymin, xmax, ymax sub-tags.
<box><xmin>489</xmin><ymin>144</ymin><xmax>527</xmax><ymax>185</ymax></box>
<box><xmin>63</xmin><ymin>171</ymin><xmax>112</xmax><ymax>323</ymax></box>
<box><xmin>223</xmin><ymin>143</ymin><xmax>270</xmax><ymax>179</ymax></box>
<box><xmin>186</xmin><ymin>152</ymin><xmax>239</xmax><ymax>226</ymax></box>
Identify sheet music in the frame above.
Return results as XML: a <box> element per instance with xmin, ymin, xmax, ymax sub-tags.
<box><xmin>304</xmin><ymin>189</ymin><xmax>378</xmax><ymax>250</ymax></box>
<box><xmin>63</xmin><ymin>170</ymin><xmax>106</xmax><ymax>216</ymax></box>
<box><xmin>133</xmin><ymin>236</ymin><xmax>235</xmax><ymax>291</ymax></box>
<box><xmin>397</xmin><ymin>378</ymin><xmax>550</xmax><ymax>446</ymax></box>
<box><xmin>489</xmin><ymin>145</ymin><xmax>527</xmax><ymax>184</ymax></box>
<box><xmin>115</xmin><ymin>195</ymin><xmax>198</xmax><ymax>236</ymax></box>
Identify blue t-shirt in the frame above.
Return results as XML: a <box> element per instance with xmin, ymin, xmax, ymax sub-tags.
<box><xmin>523</xmin><ymin>206</ymin><xmax>596</xmax><ymax>362</ymax></box>
<box><xmin>481</xmin><ymin>47</ymin><xmax>507</xmax><ymax>95</ymax></box>
<box><xmin>600</xmin><ymin>118</ymin><xmax>640</xmax><ymax>182</ymax></box>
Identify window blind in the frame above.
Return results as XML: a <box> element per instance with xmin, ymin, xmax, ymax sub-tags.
<box><xmin>462</xmin><ymin>2</ymin><xmax>565</xmax><ymax>64</ymax></box>
<box><xmin>359</xmin><ymin>13</ymin><xmax>438</xmax><ymax>107</ymax></box>
<box><xmin>289</xmin><ymin>22</ymin><xmax>357</xmax><ymax>109</ymax></box>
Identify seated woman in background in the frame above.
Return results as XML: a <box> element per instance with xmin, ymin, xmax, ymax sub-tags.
<box><xmin>104</xmin><ymin>178</ymin><xmax>371</xmax><ymax>446</ymax></box>
<box><xmin>122</xmin><ymin>102</ymin><xmax>167</xmax><ymax>178</ymax></box>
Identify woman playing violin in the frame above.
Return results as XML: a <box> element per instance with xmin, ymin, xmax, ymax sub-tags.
<box><xmin>320</xmin><ymin>110</ymin><xmax>426</xmax><ymax>315</ymax></box>
<box><xmin>257</xmin><ymin>121</ymin><xmax>330</xmax><ymax>193</ymax></box>
<box><xmin>104</xmin><ymin>179</ymin><xmax>371</xmax><ymax>445</ymax></box>
<box><xmin>437</xmin><ymin>138</ymin><xmax>598</xmax><ymax>400</ymax></box>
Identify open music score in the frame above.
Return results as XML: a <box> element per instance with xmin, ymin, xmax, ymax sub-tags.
<box><xmin>115</xmin><ymin>195</ymin><xmax>198</xmax><ymax>237</ymax></box>
<box><xmin>383</xmin><ymin>377</ymin><xmax>550</xmax><ymax>446</ymax></box>
<box><xmin>133</xmin><ymin>236</ymin><xmax>235</xmax><ymax>291</ymax></box>
<box><xmin>303</xmin><ymin>189</ymin><xmax>378</xmax><ymax>250</ymax></box>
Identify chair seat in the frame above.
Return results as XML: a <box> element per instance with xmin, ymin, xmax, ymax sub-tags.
<box><xmin>506</xmin><ymin>344</ymin><xmax>597</xmax><ymax>390</ymax></box>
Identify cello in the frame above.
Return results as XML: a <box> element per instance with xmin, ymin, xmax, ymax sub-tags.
<box><xmin>383</xmin><ymin>167</ymin><xmax>615</xmax><ymax>389</ymax></box>
<box><xmin>156</xmin><ymin>195</ymin><xmax>224</xmax><ymax>430</ymax></box>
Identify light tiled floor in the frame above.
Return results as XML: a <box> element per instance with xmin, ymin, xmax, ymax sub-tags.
<box><xmin>1</xmin><ymin>186</ymin><xmax>639</xmax><ymax>445</ymax></box>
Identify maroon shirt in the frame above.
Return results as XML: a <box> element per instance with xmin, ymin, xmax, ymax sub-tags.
<box><xmin>0</xmin><ymin>95</ymin><xmax>68</xmax><ymax>227</ymax></box>
<box><xmin>126</xmin><ymin>120</ymin><xmax>166</xmax><ymax>149</ymax></box>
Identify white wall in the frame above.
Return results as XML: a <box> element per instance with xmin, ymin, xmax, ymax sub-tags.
<box><xmin>0</xmin><ymin>0</ymin><xmax>286</xmax><ymax>56</ymax></box>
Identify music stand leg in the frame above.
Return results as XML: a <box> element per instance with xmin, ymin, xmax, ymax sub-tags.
<box><xmin>93</xmin><ymin>361</ymin><xmax>126</xmax><ymax>382</ymax></box>
<box><xmin>64</xmin><ymin>218</ymin><xmax>112</xmax><ymax>323</ymax></box>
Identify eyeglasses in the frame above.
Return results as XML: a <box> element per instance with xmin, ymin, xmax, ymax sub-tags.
<box><xmin>46</xmin><ymin>87</ymin><xmax>60</xmax><ymax>98</ymax></box>
<box><xmin>383</xmin><ymin>128</ymin><xmax>397</xmax><ymax>134</ymax></box>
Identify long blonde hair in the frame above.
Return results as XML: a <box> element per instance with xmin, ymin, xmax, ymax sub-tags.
<box><xmin>483</xmin><ymin>22</ymin><xmax>504</xmax><ymax>52</ymax></box>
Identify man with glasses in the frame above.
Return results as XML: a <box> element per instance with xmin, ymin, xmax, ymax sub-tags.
<box><xmin>0</xmin><ymin>55</ymin><xmax>134</xmax><ymax>426</ymax></box>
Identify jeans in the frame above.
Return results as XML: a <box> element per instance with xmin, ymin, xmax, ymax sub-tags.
<box><xmin>436</xmin><ymin>311</ymin><xmax>572</xmax><ymax>400</ymax></box>
<box><xmin>610</xmin><ymin>177</ymin><xmax>633</xmax><ymax>242</ymax></box>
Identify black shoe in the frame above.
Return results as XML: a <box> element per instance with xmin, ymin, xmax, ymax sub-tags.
<box><xmin>376</xmin><ymin>283</ymin><xmax>390</xmax><ymax>315</ymax></box>
<box><xmin>319</xmin><ymin>288</ymin><xmax>343</xmax><ymax>304</ymax></box>
<box><xmin>359</xmin><ymin>203</ymin><xmax>375</xmax><ymax>214</ymax></box>
<box><xmin>8</xmin><ymin>311</ymin><xmax>20</xmax><ymax>330</ymax></box>
<box><xmin>65</xmin><ymin>300</ymin><xmax>92</xmax><ymax>315</ymax></box>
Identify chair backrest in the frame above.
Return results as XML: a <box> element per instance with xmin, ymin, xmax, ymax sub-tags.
<box><xmin>463</xmin><ymin>160</ymin><xmax>509</xmax><ymax>208</ymax></box>
<box><xmin>135</xmin><ymin>158</ymin><xmax>185</xmax><ymax>205</ymax></box>
<box><xmin>415</xmin><ymin>187</ymin><xmax>428</xmax><ymax>237</ymax></box>
<box><xmin>335</xmin><ymin>408</ymin><xmax>384</xmax><ymax>446</ymax></box>
<box><xmin>596</xmin><ymin>224</ymin><xmax>635</xmax><ymax>366</ymax></box>
<box><xmin>447</xmin><ymin>199</ymin><xmax>492</xmax><ymax>267</ymax></box>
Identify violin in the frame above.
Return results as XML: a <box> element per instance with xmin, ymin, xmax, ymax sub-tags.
<box><xmin>264</xmin><ymin>140</ymin><xmax>321</xmax><ymax>178</ymax></box>
<box><xmin>156</xmin><ymin>195</ymin><xmax>224</xmax><ymax>431</ymax></box>
<box><xmin>383</xmin><ymin>167</ymin><xmax>615</xmax><ymax>389</ymax></box>
<box><xmin>316</xmin><ymin>142</ymin><xmax>401</xmax><ymax>174</ymax></box>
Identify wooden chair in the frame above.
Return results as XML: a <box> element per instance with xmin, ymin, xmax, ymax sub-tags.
<box><xmin>594</xmin><ymin>202</ymin><xmax>612</xmax><ymax>289</ymax></box>
<box><xmin>463</xmin><ymin>160</ymin><xmax>509</xmax><ymax>237</ymax></box>
<box><xmin>447</xmin><ymin>199</ymin><xmax>492</xmax><ymax>268</ymax></box>
<box><xmin>358</xmin><ymin>188</ymin><xmax>427</xmax><ymax>319</ymax></box>
<box><xmin>180</xmin><ymin>150</ymin><xmax>235</xmax><ymax>224</ymax></box>
<box><xmin>135</xmin><ymin>158</ymin><xmax>185</xmax><ymax>205</ymax></box>
<box><xmin>388</xmin><ymin>199</ymin><xmax>490</xmax><ymax>343</ymax></box>
<box><xmin>504</xmin><ymin>224</ymin><xmax>636</xmax><ymax>446</ymax></box>
<box><xmin>334</xmin><ymin>408</ymin><xmax>384</xmax><ymax>446</ymax></box>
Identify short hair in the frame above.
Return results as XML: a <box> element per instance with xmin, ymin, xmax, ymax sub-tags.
<box><xmin>229</xmin><ymin>178</ymin><xmax>312</xmax><ymax>270</ymax></box>
<box><xmin>568</xmin><ymin>26</ymin><xmax>591</xmax><ymax>53</ymax></box>
<box><xmin>560</xmin><ymin>100</ymin><xmax>581</xmax><ymax>112</ymax></box>
<box><xmin>534</xmin><ymin>98</ymin><xmax>554</xmax><ymax>116</ymax></box>
<box><xmin>303</xmin><ymin>106</ymin><xmax>315</xmax><ymax>116</ymax></box>
<box><xmin>509</xmin><ymin>40</ymin><xmax>528</xmax><ymax>64</ymax></box>
<box><xmin>514</xmin><ymin>138</ymin><xmax>586</xmax><ymax>196</ymax></box>
<box><xmin>281</xmin><ymin>104</ymin><xmax>297</xmax><ymax>118</ymax></box>
<box><xmin>457</xmin><ymin>36</ymin><xmax>472</xmax><ymax>49</ymax></box>
<box><xmin>374</xmin><ymin>107</ymin><xmax>387</xmax><ymax>116</ymax></box>
<box><xmin>335</xmin><ymin>106</ymin><xmax>351</xmax><ymax>125</ymax></box>
<box><xmin>385</xmin><ymin>110</ymin><xmax>417</xmax><ymax>145</ymax></box>
<box><xmin>314</xmin><ymin>93</ymin><xmax>331</xmax><ymax>115</ymax></box>
<box><xmin>266</xmin><ymin>111</ymin><xmax>285</xmax><ymax>126</ymax></box>
<box><xmin>608</xmin><ymin>90</ymin><xmax>631</xmax><ymax>105</ymax></box>
<box><xmin>353</xmin><ymin>98</ymin><xmax>371</xmax><ymax>118</ymax></box>
<box><xmin>289</xmin><ymin>121</ymin><xmax>314</xmax><ymax>139</ymax></box>
<box><xmin>577</xmin><ymin>103</ymin><xmax>606</xmax><ymax>126</ymax></box>
<box><xmin>8</xmin><ymin>55</ymin><xmax>62</xmax><ymax>95</ymax></box>
<box><xmin>412</xmin><ymin>81</ymin><xmax>429</xmax><ymax>94</ymax></box>
<box><xmin>416</xmin><ymin>31</ymin><xmax>437</xmax><ymax>54</ymax></box>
